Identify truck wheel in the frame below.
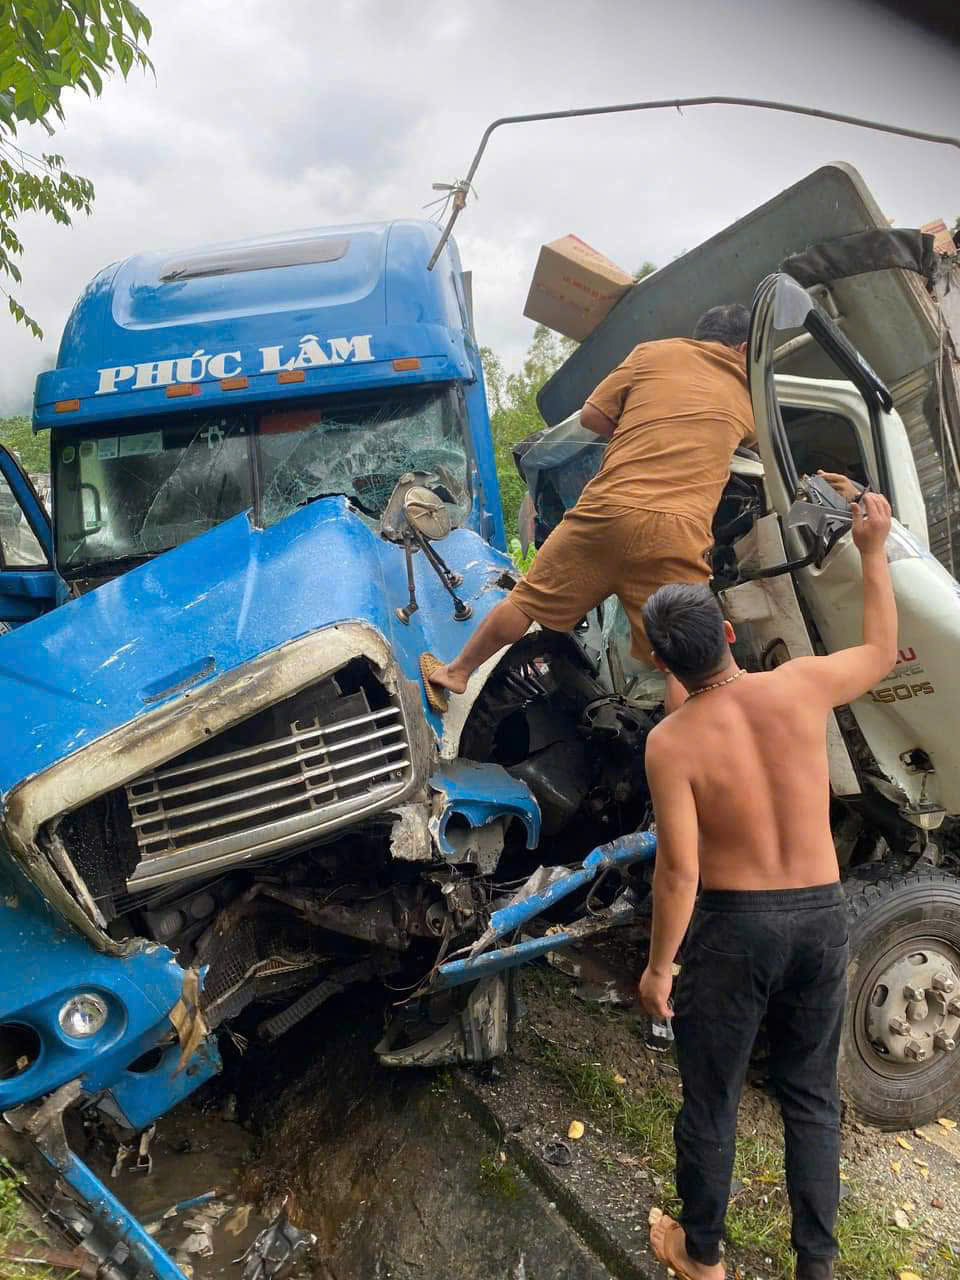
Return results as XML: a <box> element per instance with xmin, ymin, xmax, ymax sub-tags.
<box><xmin>841</xmin><ymin>871</ymin><xmax>960</xmax><ymax>1130</ymax></box>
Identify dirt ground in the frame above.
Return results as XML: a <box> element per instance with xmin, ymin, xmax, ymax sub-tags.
<box><xmin>6</xmin><ymin>961</ymin><xmax>958</xmax><ymax>1280</ymax></box>
<box><xmin>462</xmin><ymin>964</ymin><xmax>960</xmax><ymax>1279</ymax></box>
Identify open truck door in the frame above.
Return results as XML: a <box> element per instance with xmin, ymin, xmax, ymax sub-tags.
<box><xmin>0</xmin><ymin>446</ymin><xmax>65</xmax><ymax>631</ymax></box>
<box><xmin>745</xmin><ymin>273</ymin><xmax>960</xmax><ymax>1128</ymax></box>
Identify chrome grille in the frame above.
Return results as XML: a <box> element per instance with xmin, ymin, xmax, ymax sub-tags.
<box><xmin>124</xmin><ymin>670</ymin><xmax>411</xmax><ymax>888</ymax></box>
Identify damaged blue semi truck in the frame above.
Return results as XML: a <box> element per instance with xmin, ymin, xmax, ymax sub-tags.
<box><xmin>0</xmin><ymin>220</ymin><xmax>654</xmax><ymax>1274</ymax></box>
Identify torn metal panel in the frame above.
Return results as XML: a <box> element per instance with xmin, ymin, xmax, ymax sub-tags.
<box><xmin>439</xmin><ymin>629</ymin><xmax>542</xmax><ymax>760</ymax></box>
<box><xmin>538</xmin><ymin>163</ymin><xmax>937</xmax><ymax>424</ymax></box>
<box><xmin>438</xmin><ymin>815</ymin><xmax>506</xmax><ymax>875</ymax></box>
<box><xmin>100</xmin><ymin>1039</ymin><xmax>221</xmax><ymax>1133</ymax></box>
<box><xmin>388</xmin><ymin>801</ymin><xmax>434</xmax><ymax>862</ymax></box>
<box><xmin>6</xmin><ymin>1082</ymin><xmax>187</xmax><ymax>1280</ymax></box>
<box><xmin>169</xmin><ymin>968</ymin><xmax>209</xmax><ymax>1072</ymax></box>
<box><xmin>428</xmin><ymin>759</ymin><xmax>541</xmax><ymax>857</ymax></box>
<box><xmin>0</xmin><ymin>859</ymin><xmax>216</xmax><ymax>1113</ymax></box>
<box><xmin>375</xmin><ymin>975</ymin><xmax>508</xmax><ymax>1067</ymax></box>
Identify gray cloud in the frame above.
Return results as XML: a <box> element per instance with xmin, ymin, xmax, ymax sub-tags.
<box><xmin>1</xmin><ymin>0</ymin><xmax>957</xmax><ymax>416</ymax></box>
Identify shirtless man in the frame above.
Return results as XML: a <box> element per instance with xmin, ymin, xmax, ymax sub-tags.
<box><xmin>637</xmin><ymin>492</ymin><xmax>896</xmax><ymax>1280</ymax></box>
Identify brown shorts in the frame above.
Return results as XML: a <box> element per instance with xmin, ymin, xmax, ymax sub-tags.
<box><xmin>509</xmin><ymin>505</ymin><xmax>712</xmax><ymax>659</ymax></box>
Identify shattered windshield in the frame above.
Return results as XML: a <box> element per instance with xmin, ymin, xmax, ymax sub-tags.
<box><xmin>52</xmin><ymin>384</ymin><xmax>472</xmax><ymax>572</ymax></box>
<box><xmin>54</xmin><ymin>414</ymin><xmax>253</xmax><ymax>570</ymax></box>
<box><xmin>259</xmin><ymin>385</ymin><xmax>471</xmax><ymax>526</ymax></box>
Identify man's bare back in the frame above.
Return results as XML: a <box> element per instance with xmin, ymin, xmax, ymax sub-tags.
<box><xmin>642</xmin><ymin>490</ymin><xmax>897</xmax><ymax>916</ymax></box>
<box><xmin>650</xmin><ymin>665</ymin><xmax>840</xmax><ymax>891</ymax></box>
<box><xmin>636</xmin><ymin>491</ymin><xmax>897</xmax><ymax>1280</ymax></box>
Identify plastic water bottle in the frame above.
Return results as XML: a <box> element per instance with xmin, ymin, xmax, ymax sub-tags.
<box><xmin>645</xmin><ymin>1016</ymin><xmax>674</xmax><ymax>1052</ymax></box>
<box><xmin>644</xmin><ymin>1000</ymin><xmax>675</xmax><ymax>1053</ymax></box>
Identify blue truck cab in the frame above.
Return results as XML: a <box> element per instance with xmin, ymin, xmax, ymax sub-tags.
<box><xmin>0</xmin><ymin>221</ymin><xmax>549</xmax><ymax>1270</ymax></box>
<box><xmin>0</xmin><ymin>219</ymin><xmax>648</xmax><ymax>1274</ymax></box>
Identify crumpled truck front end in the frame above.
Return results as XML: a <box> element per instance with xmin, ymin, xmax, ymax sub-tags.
<box><xmin>0</xmin><ymin>855</ymin><xmax>220</xmax><ymax>1280</ymax></box>
<box><xmin>0</xmin><ymin>493</ymin><xmax>553</xmax><ymax>1273</ymax></box>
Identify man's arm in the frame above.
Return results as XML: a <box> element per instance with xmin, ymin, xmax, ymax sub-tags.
<box><xmin>638</xmin><ymin>731</ymin><xmax>700</xmax><ymax>1019</ymax></box>
<box><xmin>818</xmin><ymin>470</ymin><xmax>862</xmax><ymax>503</ymax></box>
<box><xmin>787</xmin><ymin>491</ymin><xmax>897</xmax><ymax>708</ymax></box>
<box><xmin>579</xmin><ymin>346</ymin><xmax>643</xmax><ymax>438</ymax></box>
<box><xmin>580</xmin><ymin>401</ymin><xmax>616</xmax><ymax>437</ymax></box>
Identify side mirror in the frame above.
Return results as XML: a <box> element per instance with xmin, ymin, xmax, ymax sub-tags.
<box><xmin>402</xmin><ymin>486</ymin><xmax>451</xmax><ymax>542</ymax></box>
<box><xmin>80</xmin><ymin>482</ymin><xmax>105</xmax><ymax>535</ymax></box>
<box><xmin>785</xmin><ymin>499</ymin><xmax>850</xmax><ymax>567</ymax></box>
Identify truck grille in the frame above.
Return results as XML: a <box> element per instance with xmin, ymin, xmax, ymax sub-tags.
<box><xmin>123</xmin><ymin>659</ymin><xmax>411</xmax><ymax>888</ymax></box>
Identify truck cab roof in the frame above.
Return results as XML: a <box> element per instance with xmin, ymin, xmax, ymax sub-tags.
<box><xmin>35</xmin><ymin>219</ymin><xmax>476</xmax><ymax>431</ymax></box>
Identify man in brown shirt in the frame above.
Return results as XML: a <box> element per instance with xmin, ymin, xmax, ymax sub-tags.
<box><xmin>426</xmin><ymin>304</ymin><xmax>755</xmax><ymax>701</ymax></box>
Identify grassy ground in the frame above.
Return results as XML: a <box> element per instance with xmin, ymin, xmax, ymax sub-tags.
<box><xmin>537</xmin><ymin>1043</ymin><xmax>957</xmax><ymax>1279</ymax></box>
<box><xmin>0</xmin><ymin>1159</ymin><xmax>52</xmax><ymax>1280</ymax></box>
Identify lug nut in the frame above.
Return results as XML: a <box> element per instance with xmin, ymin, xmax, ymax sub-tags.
<box><xmin>888</xmin><ymin>1017</ymin><xmax>911</xmax><ymax>1036</ymax></box>
<box><xmin>934</xmin><ymin>1031</ymin><xmax>957</xmax><ymax>1052</ymax></box>
<box><xmin>931</xmin><ymin>972</ymin><xmax>956</xmax><ymax>994</ymax></box>
<box><xmin>904</xmin><ymin>1040</ymin><xmax>929</xmax><ymax>1062</ymax></box>
<box><xmin>903</xmin><ymin>984</ymin><xmax>926</xmax><ymax>1002</ymax></box>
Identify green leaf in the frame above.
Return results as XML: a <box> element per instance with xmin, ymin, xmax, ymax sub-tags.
<box><xmin>0</xmin><ymin>0</ymin><xmax>152</xmax><ymax>339</ymax></box>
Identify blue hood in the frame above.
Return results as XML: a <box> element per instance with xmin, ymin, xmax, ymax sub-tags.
<box><xmin>0</xmin><ymin>499</ymin><xmax>512</xmax><ymax>800</ymax></box>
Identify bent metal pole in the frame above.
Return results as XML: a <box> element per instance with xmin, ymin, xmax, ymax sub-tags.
<box><xmin>426</xmin><ymin>95</ymin><xmax>960</xmax><ymax>270</ymax></box>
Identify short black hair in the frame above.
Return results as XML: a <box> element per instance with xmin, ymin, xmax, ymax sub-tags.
<box><xmin>692</xmin><ymin>303</ymin><xmax>751</xmax><ymax>348</ymax></box>
<box><xmin>642</xmin><ymin>583</ymin><xmax>728</xmax><ymax>680</ymax></box>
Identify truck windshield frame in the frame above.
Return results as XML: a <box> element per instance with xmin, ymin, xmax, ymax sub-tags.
<box><xmin>51</xmin><ymin>383</ymin><xmax>472</xmax><ymax>576</ymax></box>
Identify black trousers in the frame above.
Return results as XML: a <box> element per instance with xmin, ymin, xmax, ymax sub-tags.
<box><xmin>672</xmin><ymin>883</ymin><xmax>847</xmax><ymax>1278</ymax></box>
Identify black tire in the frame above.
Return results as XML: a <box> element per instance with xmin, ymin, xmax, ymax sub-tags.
<box><xmin>840</xmin><ymin>871</ymin><xmax>960</xmax><ymax>1130</ymax></box>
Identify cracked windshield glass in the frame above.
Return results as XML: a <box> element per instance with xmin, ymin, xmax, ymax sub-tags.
<box><xmin>258</xmin><ymin>385</ymin><xmax>471</xmax><ymax>526</ymax></box>
<box><xmin>54</xmin><ymin>415</ymin><xmax>253</xmax><ymax>569</ymax></box>
<box><xmin>54</xmin><ymin>387</ymin><xmax>471</xmax><ymax>570</ymax></box>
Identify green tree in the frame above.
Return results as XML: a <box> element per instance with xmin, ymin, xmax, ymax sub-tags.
<box><xmin>0</xmin><ymin>2</ymin><xmax>153</xmax><ymax>338</ymax></box>
<box><xmin>0</xmin><ymin>413</ymin><xmax>47</xmax><ymax>471</ymax></box>
<box><xmin>483</xmin><ymin>324</ymin><xmax>578</xmax><ymax>541</ymax></box>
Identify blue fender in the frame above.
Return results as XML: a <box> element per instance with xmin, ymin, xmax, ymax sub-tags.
<box><xmin>428</xmin><ymin>759</ymin><xmax>541</xmax><ymax>855</ymax></box>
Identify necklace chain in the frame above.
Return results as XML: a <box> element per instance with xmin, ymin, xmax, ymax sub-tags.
<box><xmin>686</xmin><ymin>668</ymin><xmax>746</xmax><ymax>698</ymax></box>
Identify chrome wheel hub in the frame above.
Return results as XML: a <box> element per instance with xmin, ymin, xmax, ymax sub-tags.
<box><xmin>862</xmin><ymin>941</ymin><xmax>960</xmax><ymax>1067</ymax></box>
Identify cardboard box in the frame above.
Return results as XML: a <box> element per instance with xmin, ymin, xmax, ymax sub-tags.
<box><xmin>523</xmin><ymin>234</ymin><xmax>633</xmax><ymax>341</ymax></box>
<box><xmin>921</xmin><ymin>218</ymin><xmax>958</xmax><ymax>257</ymax></box>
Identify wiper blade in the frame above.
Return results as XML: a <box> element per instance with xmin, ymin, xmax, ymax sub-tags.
<box><xmin>60</xmin><ymin>551</ymin><xmax>162</xmax><ymax>577</ymax></box>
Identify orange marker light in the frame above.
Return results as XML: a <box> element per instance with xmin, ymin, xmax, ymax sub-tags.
<box><xmin>166</xmin><ymin>384</ymin><xmax>200</xmax><ymax>398</ymax></box>
<box><xmin>392</xmin><ymin>357</ymin><xmax>421</xmax><ymax>372</ymax></box>
<box><xmin>277</xmin><ymin>370</ymin><xmax>305</xmax><ymax>384</ymax></box>
<box><xmin>220</xmin><ymin>376</ymin><xmax>249</xmax><ymax>391</ymax></box>
<box><xmin>54</xmin><ymin>399</ymin><xmax>81</xmax><ymax>413</ymax></box>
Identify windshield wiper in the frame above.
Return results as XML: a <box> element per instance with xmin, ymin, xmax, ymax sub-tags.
<box><xmin>60</xmin><ymin>551</ymin><xmax>163</xmax><ymax>578</ymax></box>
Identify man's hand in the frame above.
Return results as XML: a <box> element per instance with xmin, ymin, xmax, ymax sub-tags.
<box><xmin>638</xmin><ymin>965</ymin><xmax>673</xmax><ymax>1020</ymax></box>
<box><xmin>852</xmin><ymin>491</ymin><xmax>892</xmax><ymax>556</ymax></box>
<box><xmin>818</xmin><ymin>469</ymin><xmax>859</xmax><ymax>502</ymax></box>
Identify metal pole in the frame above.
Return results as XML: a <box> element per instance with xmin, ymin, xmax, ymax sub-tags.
<box><xmin>427</xmin><ymin>96</ymin><xmax>960</xmax><ymax>268</ymax></box>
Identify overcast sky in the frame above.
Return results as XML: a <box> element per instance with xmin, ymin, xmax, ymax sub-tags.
<box><xmin>2</xmin><ymin>0</ymin><xmax>957</xmax><ymax>414</ymax></box>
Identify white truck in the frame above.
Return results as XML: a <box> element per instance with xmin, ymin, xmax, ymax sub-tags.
<box><xmin>518</xmin><ymin>163</ymin><xmax>960</xmax><ymax>1129</ymax></box>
